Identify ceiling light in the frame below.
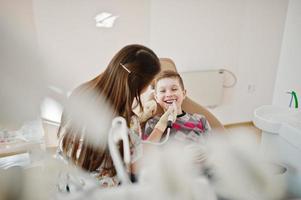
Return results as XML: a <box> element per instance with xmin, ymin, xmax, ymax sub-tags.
<box><xmin>95</xmin><ymin>12</ymin><xmax>119</xmax><ymax>28</ymax></box>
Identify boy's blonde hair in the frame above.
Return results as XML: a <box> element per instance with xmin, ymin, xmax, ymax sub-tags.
<box><xmin>154</xmin><ymin>70</ymin><xmax>185</xmax><ymax>90</ymax></box>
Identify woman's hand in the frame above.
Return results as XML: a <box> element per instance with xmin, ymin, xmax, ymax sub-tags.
<box><xmin>138</xmin><ymin>100</ymin><xmax>157</xmax><ymax>123</ymax></box>
<box><xmin>133</xmin><ymin>88</ymin><xmax>158</xmax><ymax>123</ymax></box>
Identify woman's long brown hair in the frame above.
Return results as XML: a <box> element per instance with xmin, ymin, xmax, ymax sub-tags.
<box><xmin>58</xmin><ymin>44</ymin><xmax>160</xmax><ymax>177</ymax></box>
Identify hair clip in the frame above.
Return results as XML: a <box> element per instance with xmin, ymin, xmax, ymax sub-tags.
<box><xmin>120</xmin><ymin>63</ymin><xmax>131</xmax><ymax>73</ymax></box>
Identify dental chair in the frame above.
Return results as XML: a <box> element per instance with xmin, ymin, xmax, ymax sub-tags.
<box><xmin>157</xmin><ymin>58</ymin><xmax>225</xmax><ymax>131</ymax></box>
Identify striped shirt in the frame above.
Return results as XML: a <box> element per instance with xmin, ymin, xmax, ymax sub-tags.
<box><xmin>143</xmin><ymin>111</ymin><xmax>211</xmax><ymax>143</ymax></box>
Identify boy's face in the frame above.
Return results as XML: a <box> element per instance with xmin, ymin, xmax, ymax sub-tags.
<box><xmin>155</xmin><ymin>77</ymin><xmax>186</xmax><ymax>114</ymax></box>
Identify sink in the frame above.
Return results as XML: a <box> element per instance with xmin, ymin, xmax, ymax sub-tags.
<box><xmin>253</xmin><ymin>105</ymin><xmax>300</xmax><ymax>160</ymax></box>
<box><xmin>253</xmin><ymin>105</ymin><xmax>301</xmax><ymax>197</ymax></box>
<box><xmin>253</xmin><ymin>105</ymin><xmax>301</xmax><ymax>157</ymax></box>
<box><xmin>253</xmin><ymin>105</ymin><xmax>298</xmax><ymax>133</ymax></box>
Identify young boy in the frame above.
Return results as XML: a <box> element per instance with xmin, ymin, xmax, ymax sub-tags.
<box><xmin>143</xmin><ymin>70</ymin><xmax>211</xmax><ymax>144</ymax></box>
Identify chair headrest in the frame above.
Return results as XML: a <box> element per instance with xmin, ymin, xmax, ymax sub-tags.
<box><xmin>159</xmin><ymin>58</ymin><xmax>177</xmax><ymax>72</ymax></box>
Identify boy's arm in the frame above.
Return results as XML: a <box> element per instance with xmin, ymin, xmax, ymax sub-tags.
<box><xmin>202</xmin><ymin>116</ymin><xmax>211</xmax><ymax>132</ymax></box>
<box><xmin>193</xmin><ymin>113</ymin><xmax>211</xmax><ymax>133</ymax></box>
<box><xmin>144</xmin><ymin>106</ymin><xmax>176</xmax><ymax>142</ymax></box>
<box><xmin>131</xmin><ymin>118</ymin><xmax>164</xmax><ymax>175</ymax></box>
<box><xmin>145</xmin><ymin>127</ymin><xmax>165</xmax><ymax>143</ymax></box>
<box><xmin>143</xmin><ymin>117</ymin><xmax>163</xmax><ymax>142</ymax></box>
<box><xmin>183</xmin><ymin>97</ymin><xmax>225</xmax><ymax>131</ymax></box>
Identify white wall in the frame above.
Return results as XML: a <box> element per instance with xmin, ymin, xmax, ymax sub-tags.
<box><xmin>273</xmin><ymin>0</ymin><xmax>301</xmax><ymax>108</ymax></box>
<box><xmin>33</xmin><ymin>0</ymin><xmax>151</xmax><ymax>92</ymax></box>
<box><xmin>1</xmin><ymin>0</ymin><xmax>290</xmax><ymax>125</ymax></box>
<box><xmin>150</xmin><ymin>0</ymin><xmax>288</xmax><ymax>124</ymax></box>
<box><xmin>0</xmin><ymin>0</ymin><xmax>47</xmax><ymax>128</ymax></box>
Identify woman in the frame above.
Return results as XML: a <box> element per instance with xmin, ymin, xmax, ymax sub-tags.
<box><xmin>57</xmin><ymin>44</ymin><xmax>160</xmax><ymax>187</ymax></box>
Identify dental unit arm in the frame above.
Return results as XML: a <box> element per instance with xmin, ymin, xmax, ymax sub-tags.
<box><xmin>108</xmin><ymin>117</ymin><xmax>131</xmax><ymax>185</ymax></box>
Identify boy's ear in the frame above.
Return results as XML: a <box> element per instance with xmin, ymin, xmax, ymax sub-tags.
<box><xmin>183</xmin><ymin>89</ymin><xmax>187</xmax><ymax>99</ymax></box>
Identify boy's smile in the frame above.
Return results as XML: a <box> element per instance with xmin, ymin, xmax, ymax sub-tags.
<box><xmin>155</xmin><ymin>77</ymin><xmax>186</xmax><ymax>114</ymax></box>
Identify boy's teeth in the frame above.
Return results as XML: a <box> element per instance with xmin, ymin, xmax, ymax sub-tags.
<box><xmin>165</xmin><ymin>100</ymin><xmax>176</xmax><ymax>104</ymax></box>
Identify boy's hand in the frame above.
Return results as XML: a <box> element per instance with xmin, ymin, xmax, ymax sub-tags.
<box><xmin>155</xmin><ymin>104</ymin><xmax>177</xmax><ymax>132</ymax></box>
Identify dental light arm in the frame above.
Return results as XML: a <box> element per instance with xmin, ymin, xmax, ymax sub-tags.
<box><xmin>108</xmin><ymin>117</ymin><xmax>131</xmax><ymax>185</ymax></box>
